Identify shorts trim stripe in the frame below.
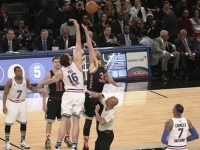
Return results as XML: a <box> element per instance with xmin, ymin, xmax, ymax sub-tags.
<box><xmin>45</xmin><ymin>119</ymin><xmax>55</xmax><ymax>122</ymax></box>
<box><xmin>82</xmin><ymin>112</ymin><xmax>94</xmax><ymax>120</ymax></box>
<box><xmin>5</xmin><ymin>123</ymin><xmax>13</xmax><ymax>126</ymax></box>
<box><xmin>16</xmin><ymin>120</ymin><xmax>27</xmax><ymax>124</ymax></box>
<box><xmin>61</xmin><ymin>113</ymin><xmax>71</xmax><ymax>118</ymax></box>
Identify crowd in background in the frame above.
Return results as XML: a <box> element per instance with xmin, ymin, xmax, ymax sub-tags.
<box><xmin>0</xmin><ymin>0</ymin><xmax>200</xmax><ymax>80</ymax></box>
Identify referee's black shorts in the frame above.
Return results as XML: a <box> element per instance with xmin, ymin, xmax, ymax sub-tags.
<box><xmin>83</xmin><ymin>92</ymin><xmax>104</xmax><ymax>119</ymax></box>
<box><xmin>45</xmin><ymin>97</ymin><xmax>62</xmax><ymax>122</ymax></box>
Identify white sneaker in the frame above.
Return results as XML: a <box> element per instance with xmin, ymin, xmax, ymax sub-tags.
<box><xmin>55</xmin><ymin>146</ymin><xmax>61</xmax><ymax>150</ymax></box>
<box><xmin>20</xmin><ymin>140</ymin><xmax>30</xmax><ymax>149</ymax></box>
<box><xmin>5</xmin><ymin>142</ymin><xmax>12</xmax><ymax>150</ymax></box>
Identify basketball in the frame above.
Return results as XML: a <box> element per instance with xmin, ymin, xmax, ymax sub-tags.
<box><xmin>86</xmin><ymin>1</ymin><xmax>98</xmax><ymax>14</ymax></box>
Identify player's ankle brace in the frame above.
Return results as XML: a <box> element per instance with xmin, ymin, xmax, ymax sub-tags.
<box><xmin>20</xmin><ymin>124</ymin><xmax>26</xmax><ymax>131</ymax></box>
<box><xmin>5</xmin><ymin>125</ymin><xmax>11</xmax><ymax>133</ymax></box>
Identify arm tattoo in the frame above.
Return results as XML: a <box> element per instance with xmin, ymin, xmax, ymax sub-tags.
<box><xmin>165</xmin><ymin>119</ymin><xmax>172</xmax><ymax>131</ymax></box>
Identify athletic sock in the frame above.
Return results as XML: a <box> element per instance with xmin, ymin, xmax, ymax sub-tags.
<box><xmin>21</xmin><ymin>134</ymin><xmax>26</xmax><ymax>142</ymax></box>
<box><xmin>72</xmin><ymin>142</ymin><xmax>78</xmax><ymax>149</ymax></box>
<box><xmin>5</xmin><ymin>135</ymin><xmax>9</xmax><ymax>143</ymax></box>
<box><xmin>56</xmin><ymin>141</ymin><xmax>61</xmax><ymax>147</ymax></box>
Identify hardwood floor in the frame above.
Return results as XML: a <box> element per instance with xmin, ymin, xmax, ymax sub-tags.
<box><xmin>0</xmin><ymin>85</ymin><xmax>200</xmax><ymax>150</ymax></box>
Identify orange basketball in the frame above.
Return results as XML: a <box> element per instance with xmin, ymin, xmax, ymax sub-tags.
<box><xmin>86</xmin><ymin>1</ymin><xmax>98</xmax><ymax>14</ymax></box>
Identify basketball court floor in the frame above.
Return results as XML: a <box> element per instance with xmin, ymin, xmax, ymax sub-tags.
<box><xmin>0</xmin><ymin>80</ymin><xmax>199</xmax><ymax>150</ymax></box>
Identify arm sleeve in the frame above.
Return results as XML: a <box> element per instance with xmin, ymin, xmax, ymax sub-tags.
<box><xmin>161</xmin><ymin>129</ymin><xmax>170</xmax><ymax>144</ymax></box>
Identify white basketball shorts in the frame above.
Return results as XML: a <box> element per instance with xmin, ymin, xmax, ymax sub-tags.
<box><xmin>61</xmin><ymin>92</ymin><xmax>85</xmax><ymax>118</ymax></box>
<box><xmin>5</xmin><ymin>99</ymin><xmax>27</xmax><ymax>125</ymax></box>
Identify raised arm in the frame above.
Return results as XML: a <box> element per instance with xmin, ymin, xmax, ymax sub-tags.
<box><xmin>70</xmin><ymin>19</ymin><xmax>82</xmax><ymax>70</ymax></box>
<box><xmin>81</xmin><ymin>24</ymin><xmax>98</xmax><ymax>66</ymax></box>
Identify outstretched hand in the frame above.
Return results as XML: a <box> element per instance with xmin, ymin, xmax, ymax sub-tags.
<box><xmin>69</xmin><ymin>19</ymin><xmax>78</xmax><ymax>26</ymax></box>
<box><xmin>36</xmin><ymin>82</ymin><xmax>44</xmax><ymax>89</ymax></box>
<box><xmin>81</xmin><ymin>24</ymin><xmax>89</xmax><ymax>33</ymax></box>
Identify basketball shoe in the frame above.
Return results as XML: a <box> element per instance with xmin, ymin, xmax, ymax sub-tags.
<box><xmin>5</xmin><ymin>141</ymin><xmax>12</xmax><ymax>150</ymax></box>
<box><xmin>55</xmin><ymin>145</ymin><xmax>61</xmax><ymax>150</ymax></box>
<box><xmin>20</xmin><ymin>140</ymin><xmax>30</xmax><ymax>149</ymax></box>
<box><xmin>45</xmin><ymin>139</ymin><xmax>51</xmax><ymax>149</ymax></box>
<box><xmin>64</xmin><ymin>136</ymin><xmax>72</xmax><ymax>148</ymax></box>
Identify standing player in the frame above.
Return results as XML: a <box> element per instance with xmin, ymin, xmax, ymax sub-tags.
<box><xmin>37</xmin><ymin>19</ymin><xmax>84</xmax><ymax>150</ymax></box>
<box><xmin>2</xmin><ymin>66</ymin><xmax>43</xmax><ymax>150</ymax></box>
<box><xmin>81</xmin><ymin>24</ymin><xmax>122</xmax><ymax>150</ymax></box>
<box><xmin>43</xmin><ymin>57</ymin><xmax>72</xmax><ymax>149</ymax></box>
<box><xmin>161</xmin><ymin>104</ymin><xmax>199</xmax><ymax>150</ymax></box>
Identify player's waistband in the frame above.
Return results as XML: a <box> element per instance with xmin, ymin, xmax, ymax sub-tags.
<box><xmin>49</xmin><ymin>97</ymin><xmax>61</xmax><ymax>100</ymax></box>
<box><xmin>98</xmin><ymin>130</ymin><xmax>113</xmax><ymax>134</ymax></box>
<box><xmin>167</xmin><ymin>145</ymin><xmax>187</xmax><ymax>149</ymax></box>
<box><xmin>85</xmin><ymin>89</ymin><xmax>101</xmax><ymax>94</ymax></box>
<box><xmin>8</xmin><ymin>98</ymin><xmax>25</xmax><ymax>103</ymax></box>
<box><xmin>65</xmin><ymin>89</ymin><xmax>84</xmax><ymax>93</ymax></box>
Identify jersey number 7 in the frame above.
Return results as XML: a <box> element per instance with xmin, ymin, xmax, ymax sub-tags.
<box><xmin>17</xmin><ymin>90</ymin><xmax>22</xmax><ymax>99</ymax></box>
<box><xmin>178</xmin><ymin>128</ymin><xmax>183</xmax><ymax>138</ymax></box>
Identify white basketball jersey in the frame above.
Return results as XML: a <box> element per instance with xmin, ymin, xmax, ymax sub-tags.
<box><xmin>168</xmin><ymin>117</ymin><xmax>189</xmax><ymax>148</ymax></box>
<box><xmin>62</xmin><ymin>62</ymin><xmax>84</xmax><ymax>91</ymax></box>
<box><xmin>8</xmin><ymin>77</ymin><xmax>27</xmax><ymax>101</ymax></box>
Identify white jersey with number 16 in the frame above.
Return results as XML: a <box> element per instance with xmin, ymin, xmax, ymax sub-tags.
<box><xmin>62</xmin><ymin>62</ymin><xmax>84</xmax><ymax>90</ymax></box>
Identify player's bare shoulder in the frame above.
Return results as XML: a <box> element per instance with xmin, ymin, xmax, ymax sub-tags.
<box><xmin>186</xmin><ymin>118</ymin><xmax>193</xmax><ymax>128</ymax></box>
<box><xmin>5</xmin><ymin>78</ymin><xmax>12</xmax><ymax>88</ymax></box>
<box><xmin>165</xmin><ymin>119</ymin><xmax>173</xmax><ymax>130</ymax></box>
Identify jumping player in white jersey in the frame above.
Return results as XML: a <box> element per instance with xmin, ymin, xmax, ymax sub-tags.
<box><xmin>43</xmin><ymin>57</ymin><xmax>72</xmax><ymax>149</ymax></box>
<box><xmin>161</xmin><ymin>104</ymin><xmax>199</xmax><ymax>150</ymax></box>
<box><xmin>2</xmin><ymin>66</ymin><xmax>43</xmax><ymax>150</ymax></box>
<box><xmin>81</xmin><ymin>24</ymin><xmax>122</xmax><ymax>150</ymax></box>
<box><xmin>37</xmin><ymin>19</ymin><xmax>84</xmax><ymax>150</ymax></box>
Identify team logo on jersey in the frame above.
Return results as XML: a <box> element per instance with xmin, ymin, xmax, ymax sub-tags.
<box><xmin>23</xmin><ymin>84</ymin><xmax>25</xmax><ymax>87</ymax></box>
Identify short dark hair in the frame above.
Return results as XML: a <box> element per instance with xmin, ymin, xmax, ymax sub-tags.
<box><xmin>7</xmin><ymin>28</ymin><xmax>14</xmax><ymax>34</ymax></box>
<box><xmin>40</xmin><ymin>29</ymin><xmax>48</xmax><ymax>34</ymax></box>
<box><xmin>60</xmin><ymin>54</ymin><xmax>70</xmax><ymax>67</ymax></box>
<box><xmin>14</xmin><ymin>66</ymin><xmax>21</xmax><ymax>72</ymax></box>
<box><xmin>103</xmin><ymin>25</ymin><xmax>111</xmax><ymax>30</ymax></box>
<box><xmin>176</xmin><ymin>104</ymin><xmax>184</xmax><ymax>114</ymax></box>
<box><xmin>52</xmin><ymin>57</ymin><xmax>60</xmax><ymax>62</ymax></box>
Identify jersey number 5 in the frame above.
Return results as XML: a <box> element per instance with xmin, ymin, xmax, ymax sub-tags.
<box><xmin>178</xmin><ymin>128</ymin><xmax>183</xmax><ymax>138</ymax></box>
<box><xmin>68</xmin><ymin>73</ymin><xmax>78</xmax><ymax>83</ymax></box>
<box><xmin>17</xmin><ymin>90</ymin><xmax>22</xmax><ymax>99</ymax></box>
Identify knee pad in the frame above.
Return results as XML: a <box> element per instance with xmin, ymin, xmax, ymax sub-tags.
<box><xmin>20</xmin><ymin>124</ymin><xmax>26</xmax><ymax>131</ymax></box>
<box><xmin>83</xmin><ymin>119</ymin><xmax>92</xmax><ymax>136</ymax></box>
<box><xmin>5</xmin><ymin>125</ymin><xmax>11</xmax><ymax>133</ymax></box>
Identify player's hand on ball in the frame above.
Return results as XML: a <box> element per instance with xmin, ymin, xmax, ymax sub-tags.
<box><xmin>95</xmin><ymin>104</ymin><xmax>100</xmax><ymax>112</ymax></box>
<box><xmin>3</xmin><ymin>106</ymin><xmax>7</xmax><ymax>114</ymax></box>
<box><xmin>42</xmin><ymin>105</ymin><xmax>48</xmax><ymax>113</ymax></box>
<box><xmin>116</xmin><ymin>82</ymin><xmax>123</xmax><ymax>87</ymax></box>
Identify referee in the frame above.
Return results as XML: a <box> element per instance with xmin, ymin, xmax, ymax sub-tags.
<box><xmin>89</xmin><ymin>92</ymin><xmax>118</xmax><ymax>150</ymax></box>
